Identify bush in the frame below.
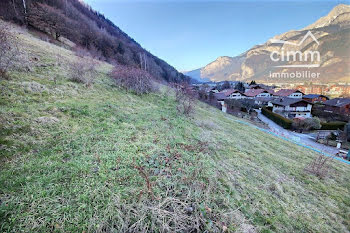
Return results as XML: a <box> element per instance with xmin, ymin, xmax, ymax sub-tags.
<box><xmin>69</xmin><ymin>57</ymin><xmax>98</xmax><ymax>86</ymax></box>
<box><xmin>305</xmin><ymin>154</ymin><xmax>334</xmax><ymax>179</ymax></box>
<box><xmin>0</xmin><ymin>23</ymin><xmax>22</xmax><ymax>79</ymax></box>
<box><xmin>320</xmin><ymin>121</ymin><xmax>346</xmax><ymax>130</ymax></box>
<box><xmin>174</xmin><ymin>82</ymin><xmax>196</xmax><ymax>116</ymax></box>
<box><xmin>293</xmin><ymin>117</ymin><xmax>321</xmax><ymax>131</ymax></box>
<box><xmin>262</xmin><ymin>107</ymin><xmax>292</xmax><ymax>129</ymax></box>
<box><xmin>111</xmin><ymin>66</ymin><xmax>156</xmax><ymax>95</ymax></box>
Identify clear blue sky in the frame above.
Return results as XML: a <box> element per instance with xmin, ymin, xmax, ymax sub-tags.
<box><xmin>84</xmin><ymin>0</ymin><xmax>349</xmax><ymax>71</ymax></box>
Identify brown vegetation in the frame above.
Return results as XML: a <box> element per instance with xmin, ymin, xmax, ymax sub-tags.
<box><xmin>305</xmin><ymin>154</ymin><xmax>334</xmax><ymax>179</ymax></box>
<box><xmin>111</xmin><ymin>66</ymin><xmax>156</xmax><ymax>95</ymax></box>
<box><xmin>0</xmin><ymin>23</ymin><xmax>21</xmax><ymax>79</ymax></box>
<box><xmin>68</xmin><ymin>57</ymin><xmax>97</xmax><ymax>86</ymax></box>
<box><xmin>174</xmin><ymin>83</ymin><xmax>196</xmax><ymax>116</ymax></box>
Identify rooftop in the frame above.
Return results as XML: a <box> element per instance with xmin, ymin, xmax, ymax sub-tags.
<box><xmin>324</xmin><ymin>98</ymin><xmax>350</xmax><ymax>107</ymax></box>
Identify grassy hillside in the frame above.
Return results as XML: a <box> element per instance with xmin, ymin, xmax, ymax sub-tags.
<box><xmin>0</xmin><ymin>23</ymin><xmax>350</xmax><ymax>233</ymax></box>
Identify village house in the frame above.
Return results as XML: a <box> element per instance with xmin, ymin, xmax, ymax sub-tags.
<box><xmin>245</xmin><ymin>89</ymin><xmax>275</xmax><ymax>98</ymax></box>
<box><xmin>324</xmin><ymin>98</ymin><xmax>350</xmax><ymax>115</ymax></box>
<box><xmin>217</xmin><ymin>89</ymin><xmax>247</xmax><ymax>100</ymax></box>
<box><xmin>274</xmin><ymin>89</ymin><xmax>304</xmax><ymax>98</ymax></box>
<box><xmin>302</xmin><ymin>94</ymin><xmax>329</xmax><ymax>103</ymax></box>
<box><xmin>271</xmin><ymin>98</ymin><xmax>313</xmax><ymax>118</ymax></box>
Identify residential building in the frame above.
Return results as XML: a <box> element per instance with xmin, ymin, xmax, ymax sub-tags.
<box><xmin>324</xmin><ymin>98</ymin><xmax>350</xmax><ymax>115</ymax></box>
<box><xmin>245</xmin><ymin>89</ymin><xmax>274</xmax><ymax>98</ymax></box>
<box><xmin>219</xmin><ymin>89</ymin><xmax>247</xmax><ymax>99</ymax></box>
<box><xmin>271</xmin><ymin>98</ymin><xmax>313</xmax><ymax>118</ymax></box>
<box><xmin>274</xmin><ymin>89</ymin><xmax>304</xmax><ymax>98</ymax></box>
<box><xmin>302</xmin><ymin>94</ymin><xmax>329</xmax><ymax>103</ymax></box>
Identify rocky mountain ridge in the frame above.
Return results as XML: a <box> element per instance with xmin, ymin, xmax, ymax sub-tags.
<box><xmin>186</xmin><ymin>4</ymin><xmax>350</xmax><ymax>83</ymax></box>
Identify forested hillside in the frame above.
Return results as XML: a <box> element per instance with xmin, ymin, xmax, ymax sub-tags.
<box><xmin>0</xmin><ymin>0</ymin><xmax>188</xmax><ymax>83</ymax></box>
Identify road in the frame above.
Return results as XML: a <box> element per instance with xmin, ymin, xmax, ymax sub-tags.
<box><xmin>255</xmin><ymin>110</ymin><xmax>340</xmax><ymax>155</ymax></box>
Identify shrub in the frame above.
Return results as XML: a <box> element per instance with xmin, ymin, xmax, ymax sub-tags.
<box><xmin>0</xmin><ymin>23</ymin><xmax>22</xmax><ymax>79</ymax></box>
<box><xmin>305</xmin><ymin>154</ymin><xmax>334</xmax><ymax>179</ymax></box>
<box><xmin>69</xmin><ymin>57</ymin><xmax>98</xmax><ymax>86</ymax></box>
<box><xmin>320</xmin><ymin>121</ymin><xmax>346</xmax><ymax>130</ymax></box>
<box><xmin>261</xmin><ymin>107</ymin><xmax>292</xmax><ymax>129</ymax></box>
<box><xmin>293</xmin><ymin>117</ymin><xmax>321</xmax><ymax>131</ymax></box>
<box><xmin>327</xmin><ymin>132</ymin><xmax>337</xmax><ymax>141</ymax></box>
<box><xmin>111</xmin><ymin>66</ymin><xmax>156</xmax><ymax>95</ymax></box>
<box><xmin>240</xmin><ymin>99</ymin><xmax>259</xmax><ymax>114</ymax></box>
<box><xmin>174</xmin><ymin>82</ymin><xmax>196</xmax><ymax>116</ymax></box>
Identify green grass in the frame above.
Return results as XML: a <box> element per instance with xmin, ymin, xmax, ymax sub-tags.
<box><xmin>0</xmin><ymin>21</ymin><xmax>349</xmax><ymax>232</ymax></box>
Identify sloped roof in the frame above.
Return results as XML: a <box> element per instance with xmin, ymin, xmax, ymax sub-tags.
<box><xmin>271</xmin><ymin>98</ymin><xmax>312</xmax><ymax>106</ymax></box>
<box><xmin>219</xmin><ymin>89</ymin><xmax>246</xmax><ymax>97</ymax></box>
<box><xmin>324</xmin><ymin>98</ymin><xmax>350</xmax><ymax>107</ymax></box>
<box><xmin>245</xmin><ymin>89</ymin><xmax>269</xmax><ymax>97</ymax></box>
<box><xmin>275</xmin><ymin>89</ymin><xmax>304</xmax><ymax>97</ymax></box>
<box><xmin>213</xmin><ymin>92</ymin><xmax>227</xmax><ymax>100</ymax></box>
<box><xmin>303</xmin><ymin>94</ymin><xmax>329</xmax><ymax>99</ymax></box>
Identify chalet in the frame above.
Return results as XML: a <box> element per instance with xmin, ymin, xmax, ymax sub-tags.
<box><xmin>274</xmin><ymin>89</ymin><xmax>304</xmax><ymax>98</ymax></box>
<box><xmin>302</xmin><ymin>94</ymin><xmax>329</xmax><ymax>103</ymax></box>
<box><xmin>271</xmin><ymin>98</ymin><xmax>313</xmax><ymax>118</ymax></box>
<box><xmin>216</xmin><ymin>89</ymin><xmax>247</xmax><ymax>100</ymax></box>
<box><xmin>324</xmin><ymin>98</ymin><xmax>350</xmax><ymax>115</ymax></box>
<box><xmin>245</xmin><ymin>89</ymin><xmax>274</xmax><ymax>98</ymax></box>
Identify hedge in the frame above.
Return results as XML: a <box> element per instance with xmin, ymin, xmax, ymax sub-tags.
<box><xmin>261</xmin><ymin>107</ymin><xmax>292</xmax><ymax>129</ymax></box>
<box><xmin>320</xmin><ymin>121</ymin><xmax>346</xmax><ymax>130</ymax></box>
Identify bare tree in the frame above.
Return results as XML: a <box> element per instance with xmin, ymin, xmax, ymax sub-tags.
<box><xmin>305</xmin><ymin>152</ymin><xmax>334</xmax><ymax>179</ymax></box>
<box><xmin>111</xmin><ymin>65</ymin><xmax>156</xmax><ymax>95</ymax></box>
<box><xmin>174</xmin><ymin>82</ymin><xmax>196</xmax><ymax>116</ymax></box>
<box><xmin>240</xmin><ymin>99</ymin><xmax>258</xmax><ymax>114</ymax></box>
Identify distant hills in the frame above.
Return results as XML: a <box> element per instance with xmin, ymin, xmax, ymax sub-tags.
<box><xmin>0</xmin><ymin>0</ymin><xmax>189</xmax><ymax>83</ymax></box>
<box><xmin>185</xmin><ymin>4</ymin><xmax>350</xmax><ymax>83</ymax></box>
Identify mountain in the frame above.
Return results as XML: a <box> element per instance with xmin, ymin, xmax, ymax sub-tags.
<box><xmin>0</xmin><ymin>0</ymin><xmax>189</xmax><ymax>83</ymax></box>
<box><xmin>185</xmin><ymin>4</ymin><xmax>350</xmax><ymax>83</ymax></box>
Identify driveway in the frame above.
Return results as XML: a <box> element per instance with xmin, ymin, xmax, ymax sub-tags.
<box><xmin>255</xmin><ymin>110</ymin><xmax>339</xmax><ymax>155</ymax></box>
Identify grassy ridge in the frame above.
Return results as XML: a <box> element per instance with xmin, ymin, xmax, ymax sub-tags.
<box><xmin>0</xmin><ymin>23</ymin><xmax>349</xmax><ymax>232</ymax></box>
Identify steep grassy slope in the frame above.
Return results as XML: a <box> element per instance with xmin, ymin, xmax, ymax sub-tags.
<box><xmin>0</xmin><ymin>23</ymin><xmax>350</xmax><ymax>233</ymax></box>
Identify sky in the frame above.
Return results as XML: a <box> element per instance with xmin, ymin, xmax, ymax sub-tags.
<box><xmin>84</xmin><ymin>0</ymin><xmax>349</xmax><ymax>71</ymax></box>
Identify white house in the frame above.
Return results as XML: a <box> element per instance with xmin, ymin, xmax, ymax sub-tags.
<box><xmin>245</xmin><ymin>89</ymin><xmax>275</xmax><ymax>98</ymax></box>
<box><xmin>274</xmin><ymin>89</ymin><xmax>304</xmax><ymax>99</ymax></box>
<box><xmin>271</xmin><ymin>98</ymin><xmax>313</xmax><ymax>118</ymax></box>
<box><xmin>222</xmin><ymin>89</ymin><xmax>247</xmax><ymax>99</ymax></box>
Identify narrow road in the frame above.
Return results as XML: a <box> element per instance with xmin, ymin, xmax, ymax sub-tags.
<box><xmin>255</xmin><ymin>110</ymin><xmax>340</xmax><ymax>155</ymax></box>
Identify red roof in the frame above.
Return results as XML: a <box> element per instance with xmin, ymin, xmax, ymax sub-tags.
<box><xmin>245</xmin><ymin>89</ymin><xmax>269</xmax><ymax>97</ymax></box>
<box><xmin>275</xmin><ymin>89</ymin><xmax>303</xmax><ymax>97</ymax></box>
<box><xmin>220</xmin><ymin>89</ymin><xmax>245</xmax><ymax>97</ymax></box>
